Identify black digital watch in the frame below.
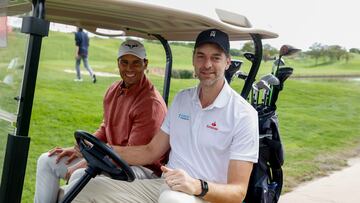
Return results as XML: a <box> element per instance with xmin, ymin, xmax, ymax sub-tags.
<box><xmin>195</xmin><ymin>179</ymin><xmax>209</xmax><ymax>198</ymax></box>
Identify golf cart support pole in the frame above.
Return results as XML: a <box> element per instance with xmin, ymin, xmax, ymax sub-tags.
<box><xmin>241</xmin><ymin>34</ymin><xmax>263</xmax><ymax>99</ymax></box>
<box><xmin>0</xmin><ymin>0</ymin><xmax>49</xmax><ymax>202</ymax></box>
<box><xmin>153</xmin><ymin>34</ymin><xmax>173</xmax><ymax>105</ymax></box>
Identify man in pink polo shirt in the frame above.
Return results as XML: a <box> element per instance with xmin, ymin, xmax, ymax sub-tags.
<box><xmin>34</xmin><ymin>40</ymin><xmax>167</xmax><ymax>203</ymax></box>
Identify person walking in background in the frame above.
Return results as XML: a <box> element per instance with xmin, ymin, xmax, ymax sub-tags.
<box><xmin>74</xmin><ymin>27</ymin><xmax>96</xmax><ymax>83</ymax></box>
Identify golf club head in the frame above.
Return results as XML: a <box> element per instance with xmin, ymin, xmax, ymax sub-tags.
<box><xmin>273</xmin><ymin>58</ymin><xmax>285</xmax><ymax>67</ymax></box>
<box><xmin>260</xmin><ymin>74</ymin><xmax>280</xmax><ymax>86</ymax></box>
<box><xmin>235</xmin><ymin>70</ymin><xmax>248</xmax><ymax>80</ymax></box>
<box><xmin>276</xmin><ymin>67</ymin><xmax>294</xmax><ymax>89</ymax></box>
<box><xmin>225</xmin><ymin>59</ymin><xmax>243</xmax><ymax>84</ymax></box>
<box><xmin>243</xmin><ymin>52</ymin><xmax>255</xmax><ymax>62</ymax></box>
<box><xmin>269</xmin><ymin>67</ymin><xmax>293</xmax><ymax>108</ymax></box>
<box><xmin>256</xmin><ymin>80</ymin><xmax>271</xmax><ymax>91</ymax></box>
<box><xmin>251</xmin><ymin>83</ymin><xmax>259</xmax><ymax>106</ymax></box>
<box><xmin>279</xmin><ymin>45</ymin><xmax>301</xmax><ymax>57</ymax></box>
<box><xmin>260</xmin><ymin>74</ymin><xmax>279</xmax><ymax>106</ymax></box>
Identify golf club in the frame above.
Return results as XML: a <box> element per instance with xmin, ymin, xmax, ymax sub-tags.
<box><xmin>269</xmin><ymin>67</ymin><xmax>294</xmax><ymax>109</ymax></box>
<box><xmin>254</xmin><ymin>80</ymin><xmax>270</xmax><ymax>107</ymax></box>
<box><xmin>235</xmin><ymin>70</ymin><xmax>248</xmax><ymax>80</ymax></box>
<box><xmin>274</xmin><ymin>45</ymin><xmax>301</xmax><ymax>76</ymax></box>
<box><xmin>272</xmin><ymin>58</ymin><xmax>285</xmax><ymax>75</ymax></box>
<box><xmin>225</xmin><ymin>59</ymin><xmax>243</xmax><ymax>84</ymax></box>
<box><xmin>251</xmin><ymin>83</ymin><xmax>259</xmax><ymax>106</ymax></box>
<box><xmin>259</xmin><ymin>74</ymin><xmax>280</xmax><ymax>106</ymax></box>
<box><xmin>243</xmin><ymin>52</ymin><xmax>255</xmax><ymax>62</ymax></box>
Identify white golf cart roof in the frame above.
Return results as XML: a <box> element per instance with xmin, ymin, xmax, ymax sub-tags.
<box><xmin>8</xmin><ymin>0</ymin><xmax>278</xmax><ymax>41</ymax></box>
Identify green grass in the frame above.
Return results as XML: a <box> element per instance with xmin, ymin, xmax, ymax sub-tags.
<box><xmin>1</xmin><ymin>31</ymin><xmax>360</xmax><ymax>202</ymax></box>
<box><xmin>276</xmin><ymin>80</ymin><xmax>360</xmax><ymax>190</ymax></box>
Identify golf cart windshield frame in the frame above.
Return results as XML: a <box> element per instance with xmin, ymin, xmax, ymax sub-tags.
<box><xmin>0</xmin><ymin>0</ymin><xmax>273</xmax><ymax>202</ymax></box>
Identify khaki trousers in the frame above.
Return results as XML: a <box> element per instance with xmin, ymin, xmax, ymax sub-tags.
<box><xmin>67</xmin><ymin>176</ymin><xmax>207</xmax><ymax>203</ymax></box>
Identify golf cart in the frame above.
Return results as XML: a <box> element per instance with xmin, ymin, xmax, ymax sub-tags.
<box><xmin>0</xmin><ymin>0</ymin><xmax>287</xmax><ymax>202</ymax></box>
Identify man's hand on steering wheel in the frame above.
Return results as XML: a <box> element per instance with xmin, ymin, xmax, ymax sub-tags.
<box><xmin>74</xmin><ymin>130</ymin><xmax>135</xmax><ymax>181</ymax></box>
<box><xmin>48</xmin><ymin>146</ymin><xmax>82</xmax><ymax>165</ymax></box>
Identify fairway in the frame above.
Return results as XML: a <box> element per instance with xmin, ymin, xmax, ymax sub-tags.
<box><xmin>1</xmin><ymin>31</ymin><xmax>360</xmax><ymax>201</ymax></box>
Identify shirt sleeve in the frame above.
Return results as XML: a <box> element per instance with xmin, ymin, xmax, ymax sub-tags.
<box><xmin>128</xmin><ymin>100</ymin><xmax>167</xmax><ymax>146</ymax></box>
<box><xmin>161</xmin><ymin>93</ymin><xmax>180</xmax><ymax>135</ymax></box>
<box><xmin>93</xmin><ymin>120</ymin><xmax>106</xmax><ymax>142</ymax></box>
<box><xmin>75</xmin><ymin>32</ymin><xmax>81</xmax><ymax>46</ymax></box>
<box><xmin>229</xmin><ymin>109</ymin><xmax>259</xmax><ymax>163</ymax></box>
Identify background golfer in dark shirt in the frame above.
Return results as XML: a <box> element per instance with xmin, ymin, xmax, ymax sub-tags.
<box><xmin>74</xmin><ymin>27</ymin><xmax>96</xmax><ymax>83</ymax></box>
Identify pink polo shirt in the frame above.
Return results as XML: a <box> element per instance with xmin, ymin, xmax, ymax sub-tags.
<box><xmin>94</xmin><ymin>75</ymin><xmax>167</xmax><ymax>176</ymax></box>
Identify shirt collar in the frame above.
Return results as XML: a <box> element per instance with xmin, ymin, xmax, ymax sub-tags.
<box><xmin>192</xmin><ymin>79</ymin><xmax>232</xmax><ymax>109</ymax></box>
<box><xmin>118</xmin><ymin>74</ymin><xmax>147</xmax><ymax>96</ymax></box>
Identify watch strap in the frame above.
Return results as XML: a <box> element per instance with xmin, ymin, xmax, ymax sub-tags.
<box><xmin>195</xmin><ymin>179</ymin><xmax>208</xmax><ymax>197</ymax></box>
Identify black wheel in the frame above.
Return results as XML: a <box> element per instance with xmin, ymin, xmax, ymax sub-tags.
<box><xmin>75</xmin><ymin>130</ymin><xmax>135</xmax><ymax>181</ymax></box>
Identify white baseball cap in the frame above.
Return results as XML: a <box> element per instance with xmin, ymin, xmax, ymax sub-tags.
<box><xmin>118</xmin><ymin>40</ymin><xmax>146</xmax><ymax>59</ymax></box>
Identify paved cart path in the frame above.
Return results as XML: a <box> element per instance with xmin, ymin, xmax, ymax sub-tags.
<box><xmin>279</xmin><ymin>157</ymin><xmax>360</xmax><ymax>203</ymax></box>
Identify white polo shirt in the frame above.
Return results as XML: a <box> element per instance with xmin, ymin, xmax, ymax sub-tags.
<box><xmin>161</xmin><ymin>81</ymin><xmax>259</xmax><ymax>184</ymax></box>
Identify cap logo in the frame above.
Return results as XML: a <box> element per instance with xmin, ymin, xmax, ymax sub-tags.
<box><xmin>125</xmin><ymin>43</ymin><xmax>138</xmax><ymax>49</ymax></box>
<box><xmin>210</xmin><ymin>31</ymin><xmax>216</xmax><ymax>37</ymax></box>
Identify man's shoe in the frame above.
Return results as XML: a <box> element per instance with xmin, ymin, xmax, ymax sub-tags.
<box><xmin>92</xmin><ymin>74</ymin><xmax>97</xmax><ymax>83</ymax></box>
<box><xmin>74</xmin><ymin>78</ymin><xmax>83</xmax><ymax>82</ymax></box>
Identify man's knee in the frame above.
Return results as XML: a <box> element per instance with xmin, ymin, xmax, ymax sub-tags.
<box><xmin>37</xmin><ymin>152</ymin><xmax>68</xmax><ymax>178</ymax></box>
<box><xmin>68</xmin><ymin>168</ymin><xmax>86</xmax><ymax>183</ymax></box>
<box><xmin>37</xmin><ymin>152</ymin><xmax>52</xmax><ymax>170</ymax></box>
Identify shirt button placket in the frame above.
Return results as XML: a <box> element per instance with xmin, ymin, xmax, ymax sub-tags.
<box><xmin>192</xmin><ymin>108</ymin><xmax>204</xmax><ymax>143</ymax></box>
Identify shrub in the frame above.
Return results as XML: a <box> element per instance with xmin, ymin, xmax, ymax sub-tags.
<box><xmin>171</xmin><ymin>69</ymin><xmax>194</xmax><ymax>79</ymax></box>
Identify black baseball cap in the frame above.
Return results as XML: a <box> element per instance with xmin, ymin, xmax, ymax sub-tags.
<box><xmin>195</xmin><ymin>29</ymin><xmax>230</xmax><ymax>54</ymax></box>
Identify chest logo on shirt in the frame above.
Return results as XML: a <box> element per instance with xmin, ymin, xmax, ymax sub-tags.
<box><xmin>178</xmin><ymin>113</ymin><xmax>190</xmax><ymax>121</ymax></box>
<box><xmin>206</xmin><ymin>121</ymin><xmax>218</xmax><ymax>131</ymax></box>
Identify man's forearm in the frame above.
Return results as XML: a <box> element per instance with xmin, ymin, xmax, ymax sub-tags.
<box><xmin>111</xmin><ymin>145</ymin><xmax>156</xmax><ymax>166</ymax></box>
<box><xmin>202</xmin><ymin>182</ymin><xmax>247</xmax><ymax>203</ymax></box>
<box><xmin>201</xmin><ymin>160</ymin><xmax>253</xmax><ymax>203</ymax></box>
<box><xmin>112</xmin><ymin>130</ymin><xmax>170</xmax><ymax>166</ymax></box>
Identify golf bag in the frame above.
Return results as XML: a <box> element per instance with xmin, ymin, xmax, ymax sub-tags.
<box><xmin>224</xmin><ymin>60</ymin><xmax>286</xmax><ymax>203</ymax></box>
<box><xmin>244</xmin><ymin>109</ymin><xmax>284</xmax><ymax>203</ymax></box>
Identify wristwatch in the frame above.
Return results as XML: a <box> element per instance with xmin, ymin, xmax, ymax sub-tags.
<box><xmin>195</xmin><ymin>179</ymin><xmax>208</xmax><ymax>197</ymax></box>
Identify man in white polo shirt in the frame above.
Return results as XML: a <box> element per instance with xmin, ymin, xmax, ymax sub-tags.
<box><xmin>70</xmin><ymin>28</ymin><xmax>259</xmax><ymax>203</ymax></box>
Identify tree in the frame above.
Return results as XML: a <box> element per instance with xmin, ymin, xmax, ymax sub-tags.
<box><xmin>343</xmin><ymin>52</ymin><xmax>353</xmax><ymax>63</ymax></box>
<box><xmin>325</xmin><ymin>45</ymin><xmax>347</xmax><ymax>61</ymax></box>
<box><xmin>262</xmin><ymin>44</ymin><xmax>277</xmax><ymax>62</ymax></box>
<box><xmin>230</xmin><ymin>48</ymin><xmax>241</xmax><ymax>57</ymax></box>
<box><xmin>349</xmin><ymin>48</ymin><xmax>360</xmax><ymax>54</ymax></box>
<box><xmin>306</xmin><ymin>42</ymin><xmax>324</xmax><ymax>64</ymax></box>
<box><xmin>241</xmin><ymin>41</ymin><xmax>254</xmax><ymax>53</ymax></box>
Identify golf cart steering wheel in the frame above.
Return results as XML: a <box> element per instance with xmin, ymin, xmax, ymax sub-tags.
<box><xmin>75</xmin><ymin>130</ymin><xmax>135</xmax><ymax>181</ymax></box>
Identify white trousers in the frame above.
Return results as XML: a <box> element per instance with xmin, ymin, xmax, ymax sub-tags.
<box><xmin>67</xmin><ymin>176</ymin><xmax>207</xmax><ymax>203</ymax></box>
<box><xmin>34</xmin><ymin>152</ymin><xmax>157</xmax><ymax>203</ymax></box>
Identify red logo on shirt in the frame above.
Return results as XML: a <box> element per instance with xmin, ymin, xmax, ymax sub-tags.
<box><xmin>207</xmin><ymin>121</ymin><xmax>218</xmax><ymax>130</ymax></box>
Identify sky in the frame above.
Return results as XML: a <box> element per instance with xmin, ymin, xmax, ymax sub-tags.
<box><xmin>138</xmin><ymin>0</ymin><xmax>360</xmax><ymax>51</ymax></box>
